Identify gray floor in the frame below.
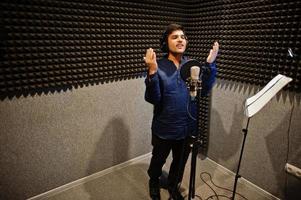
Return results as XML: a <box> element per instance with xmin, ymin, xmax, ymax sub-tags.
<box><xmin>32</xmin><ymin>154</ymin><xmax>278</xmax><ymax>200</ymax></box>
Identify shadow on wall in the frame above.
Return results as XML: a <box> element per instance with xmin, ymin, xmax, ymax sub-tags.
<box><xmin>210</xmin><ymin>80</ymin><xmax>300</xmax><ymax>199</ymax></box>
<box><xmin>264</xmin><ymin>111</ymin><xmax>290</xmax><ymax>199</ymax></box>
<box><xmin>196</xmin><ymin>105</ymin><xmax>246</xmax><ymax>198</ymax></box>
<box><xmin>209</xmin><ymin>106</ymin><xmax>245</xmax><ymax>171</ymax></box>
<box><xmin>85</xmin><ymin>116</ymin><xmax>130</xmax><ymax>199</ymax></box>
<box><xmin>265</xmin><ymin>110</ymin><xmax>301</xmax><ymax>199</ymax></box>
<box><xmin>208</xmin><ymin>79</ymin><xmax>254</xmax><ymax>171</ymax></box>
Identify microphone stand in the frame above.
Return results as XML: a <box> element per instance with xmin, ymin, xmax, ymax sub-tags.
<box><xmin>179</xmin><ymin>59</ymin><xmax>205</xmax><ymax>200</ymax></box>
<box><xmin>187</xmin><ymin>79</ymin><xmax>202</xmax><ymax>200</ymax></box>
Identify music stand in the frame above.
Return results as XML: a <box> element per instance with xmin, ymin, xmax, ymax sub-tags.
<box><xmin>231</xmin><ymin>74</ymin><xmax>292</xmax><ymax>200</ymax></box>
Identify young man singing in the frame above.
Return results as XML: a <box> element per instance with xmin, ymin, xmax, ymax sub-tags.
<box><xmin>144</xmin><ymin>23</ymin><xmax>219</xmax><ymax>200</ymax></box>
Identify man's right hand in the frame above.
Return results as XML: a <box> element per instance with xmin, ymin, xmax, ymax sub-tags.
<box><xmin>144</xmin><ymin>48</ymin><xmax>158</xmax><ymax>75</ymax></box>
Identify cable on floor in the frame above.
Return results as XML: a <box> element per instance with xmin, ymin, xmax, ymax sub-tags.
<box><xmin>198</xmin><ymin>171</ymin><xmax>248</xmax><ymax>200</ymax></box>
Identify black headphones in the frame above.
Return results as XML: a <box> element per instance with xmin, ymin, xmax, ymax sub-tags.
<box><xmin>159</xmin><ymin>30</ymin><xmax>169</xmax><ymax>53</ymax></box>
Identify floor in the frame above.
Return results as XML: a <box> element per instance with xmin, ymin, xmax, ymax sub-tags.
<box><xmin>29</xmin><ymin>154</ymin><xmax>279</xmax><ymax>200</ymax></box>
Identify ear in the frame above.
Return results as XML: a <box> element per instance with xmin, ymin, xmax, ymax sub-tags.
<box><xmin>160</xmin><ymin>31</ymin><xmax>168</xmax><ymax>53</ymax></box>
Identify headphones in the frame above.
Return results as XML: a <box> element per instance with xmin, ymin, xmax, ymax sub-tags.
<box><xmin>160</xmin><ymin>30</ymin><xmax>169</xmax><ymax>53</ymax></box>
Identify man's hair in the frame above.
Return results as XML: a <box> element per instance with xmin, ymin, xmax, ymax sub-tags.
<box><xmin>160</xmin><ymin>23</ymin><xmax>188</xmax><ymax>53</ymax></box>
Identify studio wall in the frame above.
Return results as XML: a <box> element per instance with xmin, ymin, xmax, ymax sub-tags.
<box><xmin>0</xmin><ymin>0</ymin><xmax>300</xmax><ymax>199</ymax></box>
<box><xmin>208</xmin><ymin>79</ymin><xmax>301</xmax><ymax>199</ymax></box>
<box><xmin>0</xmin><ymin>79</ymin><xmax>153</xmax><ymax>199</ymax></box>
<box><xmin>0</xmin><ymin>0</ymin><xmax>189</xmax><ymax>198</ymax></box>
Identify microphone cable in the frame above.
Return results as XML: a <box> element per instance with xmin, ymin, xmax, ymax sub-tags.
<box><xmin>186</xmin><ymin>93</ymin><xmax>197</xmax><ymax>121</ymax></box>
<box><xmin>198</xmin><ymin>171</ymin><xmax>248</xmax><ymax>200</ymax></box>
<box><xmin>183</xmin><ymin>171</ymin><xmax>248</xmax><ymax>200</ymax></box>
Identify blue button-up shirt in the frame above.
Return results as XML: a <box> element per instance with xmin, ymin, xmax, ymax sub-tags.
<box><xmin>145</xmin><ymin>56</ymin><xmax>217</xmax><ymax>140</ymax></box>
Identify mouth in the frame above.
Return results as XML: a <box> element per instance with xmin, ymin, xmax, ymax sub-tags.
<box><xmin>176</xmin><ymin>44</ymin><xmax>184</xmax><ymax>49</ymax></box>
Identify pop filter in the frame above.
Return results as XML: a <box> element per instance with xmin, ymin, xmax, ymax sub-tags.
<box><xmin>180</xmin><ymin>59</ymin><xmax>203</xmax><ymax>100</ymax></box>
<box><xmin>180</xmin><ymin>59</ymin><xmax>203</xmax><ymax>81</ymax></box>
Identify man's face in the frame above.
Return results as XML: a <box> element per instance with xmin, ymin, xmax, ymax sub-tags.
<box><xmin>167</xmin><ymin>30</ymin><xmax>187</xmax><ymax>54</ymax></box>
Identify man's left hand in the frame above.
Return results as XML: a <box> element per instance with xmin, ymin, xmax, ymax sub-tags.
<box><xmin>206</xmin><ymin>41</ymin><xmax>219</xmax><ymax>63</ymax></box>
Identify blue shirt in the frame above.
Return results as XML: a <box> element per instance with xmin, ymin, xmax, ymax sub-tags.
<box><xmin>145</xmin><ymin>56</ymin><xmax>217</xmax><ymax>140</ymax></box>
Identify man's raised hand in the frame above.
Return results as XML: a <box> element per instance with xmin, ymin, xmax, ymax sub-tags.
<box><xmin>206</xmin><ymin>41</ymin><xmax>219</xmax><ymax>64</ymax></box>
<box><xmin>144</xmin><ymin>48</ymin><xmax>158</xmax><ymax>75</ymax></box>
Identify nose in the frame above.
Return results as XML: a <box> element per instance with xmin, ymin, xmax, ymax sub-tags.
<box><xmin>178</xmin><ymin>37</ymin><xmax>184</xmax><ymax>42</ymax></box>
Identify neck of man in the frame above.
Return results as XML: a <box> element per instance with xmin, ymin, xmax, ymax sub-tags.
<box><xmin>168</xmin><ymin>52</ymin><xmax>183</xmax><ymax>69</ymax></box>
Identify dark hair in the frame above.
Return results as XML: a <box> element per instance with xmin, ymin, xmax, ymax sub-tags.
<box><xmin>160</xmin><ymin>23</ymin><xmax>188</xmax><ymax>53</ymax></box>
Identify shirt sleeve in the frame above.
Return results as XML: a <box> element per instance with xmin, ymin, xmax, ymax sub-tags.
<box><xmin>201</xmin><ymin>61</ymin><xmax>217</xmax><ymax>96</ymax></box>
<box><xmin>144</xmin><ymin>72</ymin><xmax>161</xmax><ymax>105</ymax></box>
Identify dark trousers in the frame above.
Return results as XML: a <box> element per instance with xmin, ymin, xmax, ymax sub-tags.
<box><xmin>147</xmin><ymin>134</ymin><xmax>192</xmax><ymax>190</ymax></box>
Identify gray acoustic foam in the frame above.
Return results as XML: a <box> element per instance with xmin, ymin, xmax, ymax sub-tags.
<box><xmin>208</xmin><ymin>79</ymin><xmax>300</xmax><ymax>199</ymax></box>
<box><xmin>0</xmin><ymin>78</ymin><xmax>153</xmax><ymax>199</ymax></box>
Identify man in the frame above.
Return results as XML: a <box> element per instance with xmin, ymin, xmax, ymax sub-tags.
<box><xmin>144</xmin><ymin>23</ymin><xmax>219</xmax><ymax>200</ymax></box>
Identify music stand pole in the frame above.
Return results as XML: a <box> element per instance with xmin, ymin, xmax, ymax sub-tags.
<box><xmin>231</xmin><ymin>74</ymin><xmax>292</xmax><ymax>199</ymax></box>
<box><xmin>231</xmin><ymin>117</ymin><xmax>250</xmax><ymax>200</ymax></box>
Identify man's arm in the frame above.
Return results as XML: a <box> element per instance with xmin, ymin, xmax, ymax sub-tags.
<box><xmin>201</xmin><ymin>42</ymin><xmax>219</xmax><ymax>96</ymax></box>
<box><xmin>201</xmin><ymin>62</ymin><xmax>217</xmax><ymax>96</ymax></box>
<box><xmin>144</xmin><ymin>48</ymin><xmax>161</xmax><ymax>105</ymax></box>
<box><xmin>145</xmin><ymin>72</ymin><xmax>161</xmax><ymax>105</ymax></box>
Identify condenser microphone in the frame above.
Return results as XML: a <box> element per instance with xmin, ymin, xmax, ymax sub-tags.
<box><xmin>190</xmin><ymin>66</ymin><xmax>200</xmax><ymax>99</ymax></box>
<box><xmin>180</xmin><ymin>59</ymin><xmax>203</xmax><ymax>100</ymax></box>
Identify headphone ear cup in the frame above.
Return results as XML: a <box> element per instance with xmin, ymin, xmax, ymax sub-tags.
<box><xmin>186</xmin><ymin>39</ymin><xmax>189</xmax><ymax>51</ymax></box>
<box><xmin>160</xmin><ymin>31</ymin><xmax>168</xmax><ymax>53</ymax></box>
<box><xmin>161</xmin><ymin>41</ymin><xmax>167</xmax><ymax>52</ymax></box>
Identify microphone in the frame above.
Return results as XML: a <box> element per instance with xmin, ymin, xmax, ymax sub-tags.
<box><xmin>180</xmin><ymin>59</ymin><xmax>203</xmax><ymax>100</ymax></box>
<box><xmin>189</xmin><ymin>66</ymin><xmax>201</xmax><ymax>99</ymax></box>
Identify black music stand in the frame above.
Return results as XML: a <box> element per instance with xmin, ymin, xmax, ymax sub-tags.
<box><xmin>231</xmin><ymin>74</ymin><xmax>292</xmax><ymax>200</ymax></box>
